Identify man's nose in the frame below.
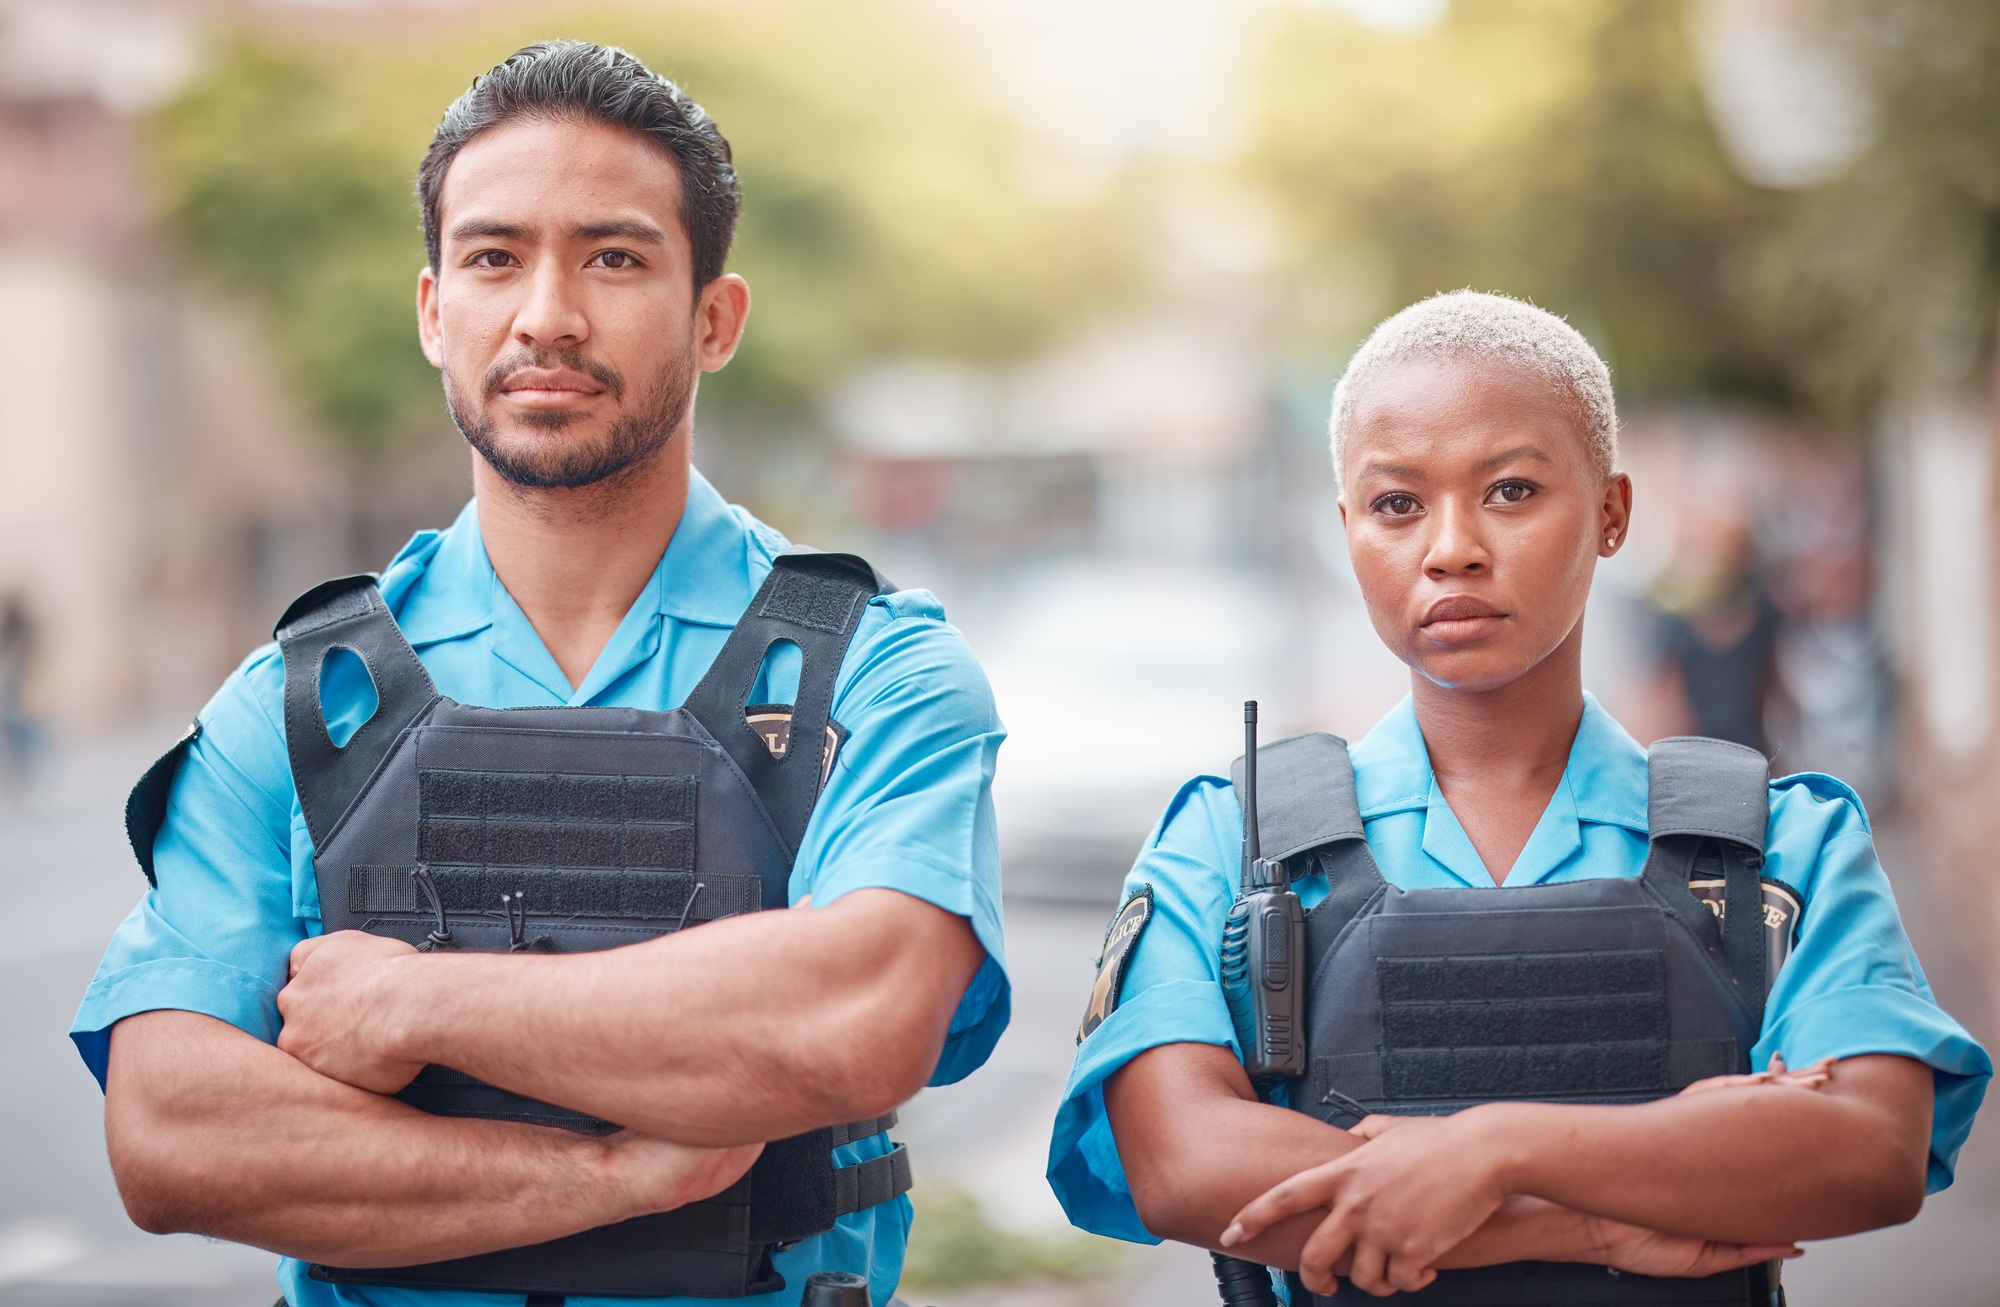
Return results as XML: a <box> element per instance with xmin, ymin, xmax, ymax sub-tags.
<box><xmin>512</xmin><ymin>259</ymin><xmax>589</xmax><ymax>347</ymax></box>
<box><xmin>1422</xmin><ymin>500</ymin><xmax>1490</xmax><ymax>578</ymax></box>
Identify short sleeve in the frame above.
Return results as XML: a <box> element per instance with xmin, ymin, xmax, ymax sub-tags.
<box><xmin>1755</xmin><ymin>777</ymin><xmax>1992</xmax><ymax>1193</ymax></box>
<box><xmin>796</xmin><ymin>591</ymin><xmax>1011</xmax><ymax>1087</ymax></box>
<box><xmin>1045</xmin><ymin>778</ymin><xmax>1242</xmax><ymax>1243</ymax></box>
<box><xmin>70</xmin><ymin>650</ymin><xmax>306</xmax><ymax>1087</ymax></box>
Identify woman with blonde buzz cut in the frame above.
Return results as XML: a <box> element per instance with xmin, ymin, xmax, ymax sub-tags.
<box><xmin>1048</xmin><ymin>290</ymin><xmax>1988</xmax><ymax>1305</ymax></box>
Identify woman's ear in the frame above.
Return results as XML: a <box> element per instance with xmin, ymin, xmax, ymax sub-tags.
<box><xmin>1599</xmin><ymin>472</ymin><xmax>1634</xmax><ymax>557</ymax></box>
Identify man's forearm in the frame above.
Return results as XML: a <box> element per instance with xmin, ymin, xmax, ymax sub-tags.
<box><xmin>107</xmin><ymin>1011</ymin><xmax>750</xmax><ymax>1265</ymax></box>
<box><xmin>281</xmin><ymin>889</ymin><xmax>983</xmax><ymax>1145</ymax></box>
<box><xmin>1485</xmin><ymin>1055</ymin><xmax>1933</xmax><ymax>1242</ymax></box>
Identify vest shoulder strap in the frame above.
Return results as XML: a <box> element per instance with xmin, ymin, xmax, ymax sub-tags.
<box><xmin>276</xmin><ymin>574</ymin><xmax>439</xmax><ymax>852</ymax></box>
<box><xmin>1642</xmin><ymin>735</ymin><xmax>1771</xmax><ymax>1026</ymax></box>
<box><xmin>1230</xmin><ymin>732</ymin><xmax>1388</xmax><ymax>972</ymax></box>
<box><xmin>681</xmin><ymin>551</ymin><xmax>888</xmax><ymax>864</ymax></box>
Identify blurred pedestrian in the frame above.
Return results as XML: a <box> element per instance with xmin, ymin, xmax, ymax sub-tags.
<box><xmin>1643</xmin><ymin>500</ymin><xmax>1782</xmax><ymax>752</ymax></box>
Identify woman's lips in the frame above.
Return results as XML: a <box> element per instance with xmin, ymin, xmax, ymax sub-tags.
<box><xmin>1420</xmin><ymin>595</ymin><xmax>1508</xmax><ymax>643</ymax></box>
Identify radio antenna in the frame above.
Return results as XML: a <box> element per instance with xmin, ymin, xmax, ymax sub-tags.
<box><xmin>1242</xmin><ymin>700</ymin><xmax>1260</xmax><ymax>883</ymax></box>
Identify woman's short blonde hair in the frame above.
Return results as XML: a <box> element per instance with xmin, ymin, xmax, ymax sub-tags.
<box><xmin>1329</xmin><ymin>290</ymin><xmax>1618</xmax><ymax>485</ymax></box>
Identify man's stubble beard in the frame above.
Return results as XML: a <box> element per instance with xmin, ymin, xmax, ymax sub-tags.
<box><xmin>444</xmin><ymin>343</ymin><xmax>698</xmax><ymax>493</ymax></box>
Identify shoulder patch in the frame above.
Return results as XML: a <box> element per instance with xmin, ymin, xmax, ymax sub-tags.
<box><xmin>1078</xmin><ymin>886</ymin><xmax>1154</xmax><ymax>1043</ymax></box>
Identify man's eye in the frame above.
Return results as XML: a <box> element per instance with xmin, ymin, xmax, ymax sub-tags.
<box><xmin>1373</xmin><ymin>493</ymin><xmax>1420</xmax><ymax>516</ymax></box>
<box><xmin>467</xmin><ymin>250</ymin><xmax>515</xmax><ymax>269</ymax></box>
<box><xmin>590</xmin><ymin>250</ymin><xmax>639</xmax><ymax>269</ymax></box>
<box><xmin>1488</xmin><ymin>480</ymin><xmax>1534</xmax><ymax>505</ymax></box>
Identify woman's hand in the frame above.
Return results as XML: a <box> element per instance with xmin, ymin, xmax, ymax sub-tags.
<box><xmin>1221</xmin><ymin>1112</ymin><xmax>1509</xmax><ymax>1296</ymax></box>
<box><xmin>1582</xmin><ymin>1212</ymin><xmax>1801</xmax><ymax>1278</ymax></box>
<box><xmin>1680</xmin><ymin>1053</ymin><xmax>1836</xmax><ymax>1097</ymax></box>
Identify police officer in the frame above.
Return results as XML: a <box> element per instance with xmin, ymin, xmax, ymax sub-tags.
<box><xmin>73</xmin><ymin>41</ymin><xmax>1008</xmax><ymax>1307</ymax></box>
<box><xmin>1049</xmin><ymin>291</ymin><xmax>1990</xmax><ymax>1302</ymax></box>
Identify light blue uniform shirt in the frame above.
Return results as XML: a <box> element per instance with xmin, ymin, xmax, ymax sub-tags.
<box><xmin>1049</xmin><ymin>693</ymin><xmax>1989</xmax><ymax>1244</ymax></box>
<box><xmin>73</xmin><ymin>470</ymin><xmax>1011</xmax><ymax>1307</ymax></box>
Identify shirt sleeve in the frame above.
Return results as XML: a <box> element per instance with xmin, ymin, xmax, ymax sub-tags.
<box><xmin>1755</xmin><ymin>775</ymin><xmax>1992</xmax><ymax>1193</ymax></box>
<box><xmin>796</xmin><ymin>590</ymin><xmax>1011</xmax><ymax>1088</ymax></box>
<box><xmin>1045</xmin><ymin>778</ymin><xmax>1242</xmax><ymax>1243</ymax></box>
<box><xmin>70</xmin><ymin>649</ymin><xmax>306</xmax><ymax>1088</ymax></box>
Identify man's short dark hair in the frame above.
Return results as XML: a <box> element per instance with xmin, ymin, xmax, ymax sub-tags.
<box><xmin>417</xmin><ymin>40</ymin><xmax>740</xmax><ymax>288</ymax></box>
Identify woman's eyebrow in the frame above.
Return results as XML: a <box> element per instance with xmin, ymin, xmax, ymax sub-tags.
<box><xmin>1358</xmin><ymin>460</ymin><xmax>1424</xmax><ymax>479</ymax></box>
<box><xmin>1475</xmin><ymin>446</ymin><xmax>1556</xmax><ymax>472</ymax></box>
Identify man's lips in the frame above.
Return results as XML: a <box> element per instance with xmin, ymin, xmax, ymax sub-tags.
<box><xmin>1420</xmin><ymin>595</ymin><xmax>1509</xmax><ymax>642</ymax></box>
<box><xmin>498</xmin><ymin>370</ymin><xmax>606</xmax><ymax>408</ymax></box>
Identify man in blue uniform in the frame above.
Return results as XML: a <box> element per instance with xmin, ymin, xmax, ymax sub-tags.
<box><xmin>73</xmin><ymin>41</ymin><xmax>1007</xmax><ymax>1307</ymax></box>
<box><xmin>1048</xmin><ymin>291</ymin><xmax>1988</xmax><ymax>1302</ymax></box>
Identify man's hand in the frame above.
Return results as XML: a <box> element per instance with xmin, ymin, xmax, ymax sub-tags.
<box><xmin>278</xmin><ymin>931</ymin><xmax>425</xmax><ymax>1093</ymax></box>
<box><xmin>606</xmin><ymin>1130</ymin><xmax>766</xmax><ymax>1217</ymax></box>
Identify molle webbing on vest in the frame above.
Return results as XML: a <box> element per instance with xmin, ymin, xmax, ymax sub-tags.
<box><xmin>682</xmin><ymin>553</ymin><xmax>887</xmax><ymax>867</ymax></box>
<box><xmin>276</xmin><ymin>575</ymin><xmax>440</xmax><ymax>852</ymax></box>
<box><xmin>348</xmin><ymin>866</ymin><xmax>761</xmax><ymax>923</ymax></box>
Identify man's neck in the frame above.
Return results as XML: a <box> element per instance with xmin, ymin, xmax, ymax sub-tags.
<box><xmin>472</xmin><ymin>435</ymin><xmax>692</xmax><ymax>693</ymax></box>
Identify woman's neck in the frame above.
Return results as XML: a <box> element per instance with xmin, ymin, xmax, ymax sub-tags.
<box><xmin>1412</xmin><ymin>623</ymin><xmax>1587</xmax><ymax>883</ymax></box>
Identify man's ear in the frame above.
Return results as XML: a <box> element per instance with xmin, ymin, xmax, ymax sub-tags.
<box><xmin>695</xmin><ymin>274</ymin><xmax>751</xmax><ymax>373</ymax></box>
<box><xmin>416</xmin><ymin>265</ymin><xmax>443</xmax><ymax>369</ymax></box>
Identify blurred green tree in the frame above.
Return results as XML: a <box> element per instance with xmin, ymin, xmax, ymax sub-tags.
<box><xmin>1248</xmin><ymin>0</ymin><xmax>1789</xmax><ymax>407</ymax></box>
<box><xmin>1756</xmin><ymin>0</ymin><xmax>2000</xmax><ymax>419</ymax></box>
<box><xmin>148</xmin><ymin>2</ymin><xmax>1142</xmax><ymax>450</ymax></box>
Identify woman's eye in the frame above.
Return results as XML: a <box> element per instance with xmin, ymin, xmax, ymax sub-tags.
<box><xmin>1488</xmin><ymin>480</ymin><xmax>1534</xmax><ymax>505</ymax></box>
<box><xmin>1374</xmin><ymin>493</ymin><xmax>1420</xmax><ymax>517</ymax></box>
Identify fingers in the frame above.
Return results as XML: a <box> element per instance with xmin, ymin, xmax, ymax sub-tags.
<box><xmin>1690</xmin><ymin>1241</ymin><xmax>1805</xmax><ymax>1275</ymax></box>
<box><xmin>287</xmin><ymin>934</ymin><xmax>326</xmax><ymax>978</ymax></box>
<box><xmin>1222</xmin><ymin>1162</ymin><xmax>1343</xmax><ymax>1246</ymax></box>
<box><xmin>1296</xmin><ymin>1213</ymin><xmax>1360</xmax><ymax>1296</ymax></box>
<box><xmin>1349</xmin><ymin>1113</ymin><xmax>1428</xmax><ymax>1140</ymax></box>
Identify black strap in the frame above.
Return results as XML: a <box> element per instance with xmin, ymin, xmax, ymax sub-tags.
<box><xmin>1642</xmin><ymin>736</ymin><xmax>1770</xmax><ymax>1027</ymax></box>
<box><xmin>126</xmin><ymin>721</ymin><xmax>200</xmax><ymax>886</ymax></box>
<box><xmin>681</xmin><ymin>553</ymin><xmax>886</xmax><ymax>867</ymax></box>
<box><xmin>831</xmin><ymin>1143</ymin><xmax>911</xmax><ymax>1215</ymax></box>
<box><xmin>827</xmin><ymin>1110</ymin><xmax>898</xmax><ymax>1147</ymax></box>
<box><xmin>1230</xmin><ymin>733</ymin><xmax>1389</xmax><ymax>972</ymax></box>
<box><xmin>275</xmin><ymin>575</ymin><xmax>439</xmax><ymax>852</ymax></box>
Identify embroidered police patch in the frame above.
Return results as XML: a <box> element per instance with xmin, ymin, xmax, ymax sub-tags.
<box><xmin>1078</xmin><ymin>886</ymin><xmax>1154</xmax><ymax>1043</ymax></box>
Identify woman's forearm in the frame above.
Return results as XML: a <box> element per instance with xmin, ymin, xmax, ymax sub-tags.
<box><xmin>1487</xmin><ymin>1055</ymin><xmax>1933</xmax><ymax>1242</ymax></box>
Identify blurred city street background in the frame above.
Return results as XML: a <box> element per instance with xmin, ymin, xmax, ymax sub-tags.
<box><xmin>5</xmin><ymin>0</ymin><xmax>2000</xmax><ymax>1302</ymax></box>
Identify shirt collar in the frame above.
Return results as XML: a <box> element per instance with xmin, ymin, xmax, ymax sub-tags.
<box><xmin>374</xmin><ymin>467</ymin><xmax>780</xmax><ymax>701</ymax></box>
<box><xmin>1349</xmin><ymin>692</ymin><xmax>1645</xmax><ymax>830</ymax></box>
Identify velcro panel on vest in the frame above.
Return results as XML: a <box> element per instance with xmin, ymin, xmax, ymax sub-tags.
<box><xmin>417</xmin><ymin>769</ymin><xmax>696</xmax><ymax>872</ymax></box>
<box><xmin>1375</xmin><ymin>949</ymin><xmax>1669</xmax><ymax>1101</ymax></box>
<box><xmin>1313</xmin><ymin>1259</ymin><xmax>1765</xmax><ymax>1305</ymax></box>
<box><xmin>349</xmin><ymin>866</ymin><xmax>761</xmax><ymax>922</ymax></box>
<box><xmin>757</xmin><ymin>565</ymin><xmax>870</xmax><ymax>633</ymax></box>
<box><xmin>1647</xmin><ymin>737</ymin><xmax>1768</xmax><ymax>851</ymax></box>
<box><xmin>1229</xmin><ymin>733</ymin><xmax>1364</xmax><ymax>863</ymax></box>
<box><xmin>746</xmin><ymin>1129</ymin><xmax>839</xmax><ymax>1243</ymax></box>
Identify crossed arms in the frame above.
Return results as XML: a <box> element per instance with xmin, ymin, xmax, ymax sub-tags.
<box><xmin>1108</xmin><ymin>1042</ymin><xmax>1933</xmax><ymax>1297</ymax></box>
<box><xmin>104</xmin><ymin>889</ymin><xmax>984</xmax><ymax>1266</ymax></box>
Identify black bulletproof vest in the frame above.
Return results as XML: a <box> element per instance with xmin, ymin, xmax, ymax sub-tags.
<box><xmin>124</xmin><ymin>551</ymin><xmax>912</xmax><ymax>1302</ymax></box>
<box><xmin>1230</xmin><ymin>733</ymin><xmax>1791</xmax><ymax>1307</ymax></box>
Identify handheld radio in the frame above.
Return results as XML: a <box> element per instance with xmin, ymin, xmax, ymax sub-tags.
<box><xmin>1212</xmin><ymin>702</ymin><xmax>1305</xmax><ymax>1307</ymax></box>
<box><xmin>1219</xmin><ymin>701</ymin><xmax>1308</xmax><ymax>1083</ymax></box>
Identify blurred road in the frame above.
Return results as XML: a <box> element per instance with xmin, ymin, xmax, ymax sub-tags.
<box><xmin>2</xmin><ymin>732</ymin><xmax>1997</xmax><ymax>1305</ymax></box>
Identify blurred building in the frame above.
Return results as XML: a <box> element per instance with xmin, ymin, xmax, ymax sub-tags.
<box><xmin>0</xmin><ymin>0</ymin><xmax>466</xmax><ymax>732</ymax></box>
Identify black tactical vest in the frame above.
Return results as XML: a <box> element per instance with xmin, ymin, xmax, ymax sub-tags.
<box><xmin>125</xmin><ymin>551</ymin><xmax>913</xmax><ymax>1301</ymax></box>
<box><xmin>1229</xmin><ymin>733</ymin><xmax>1796</xmax><ymax>1307</ymax></box>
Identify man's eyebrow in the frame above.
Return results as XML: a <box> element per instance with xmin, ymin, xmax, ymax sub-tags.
<box><xmin>1476</xmin><ymin>445</ymin><xmax>1556</xmax><ymax>472</ymax></box>
<box><xmin>447</xmin><ymin>220</ymin><xmax>532</xmax><ymax>243</ymax></box>
<box><xmin>575</xmin><ymin>220</ymin><xmax>669</xmax><ymax>243</ymax></box>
